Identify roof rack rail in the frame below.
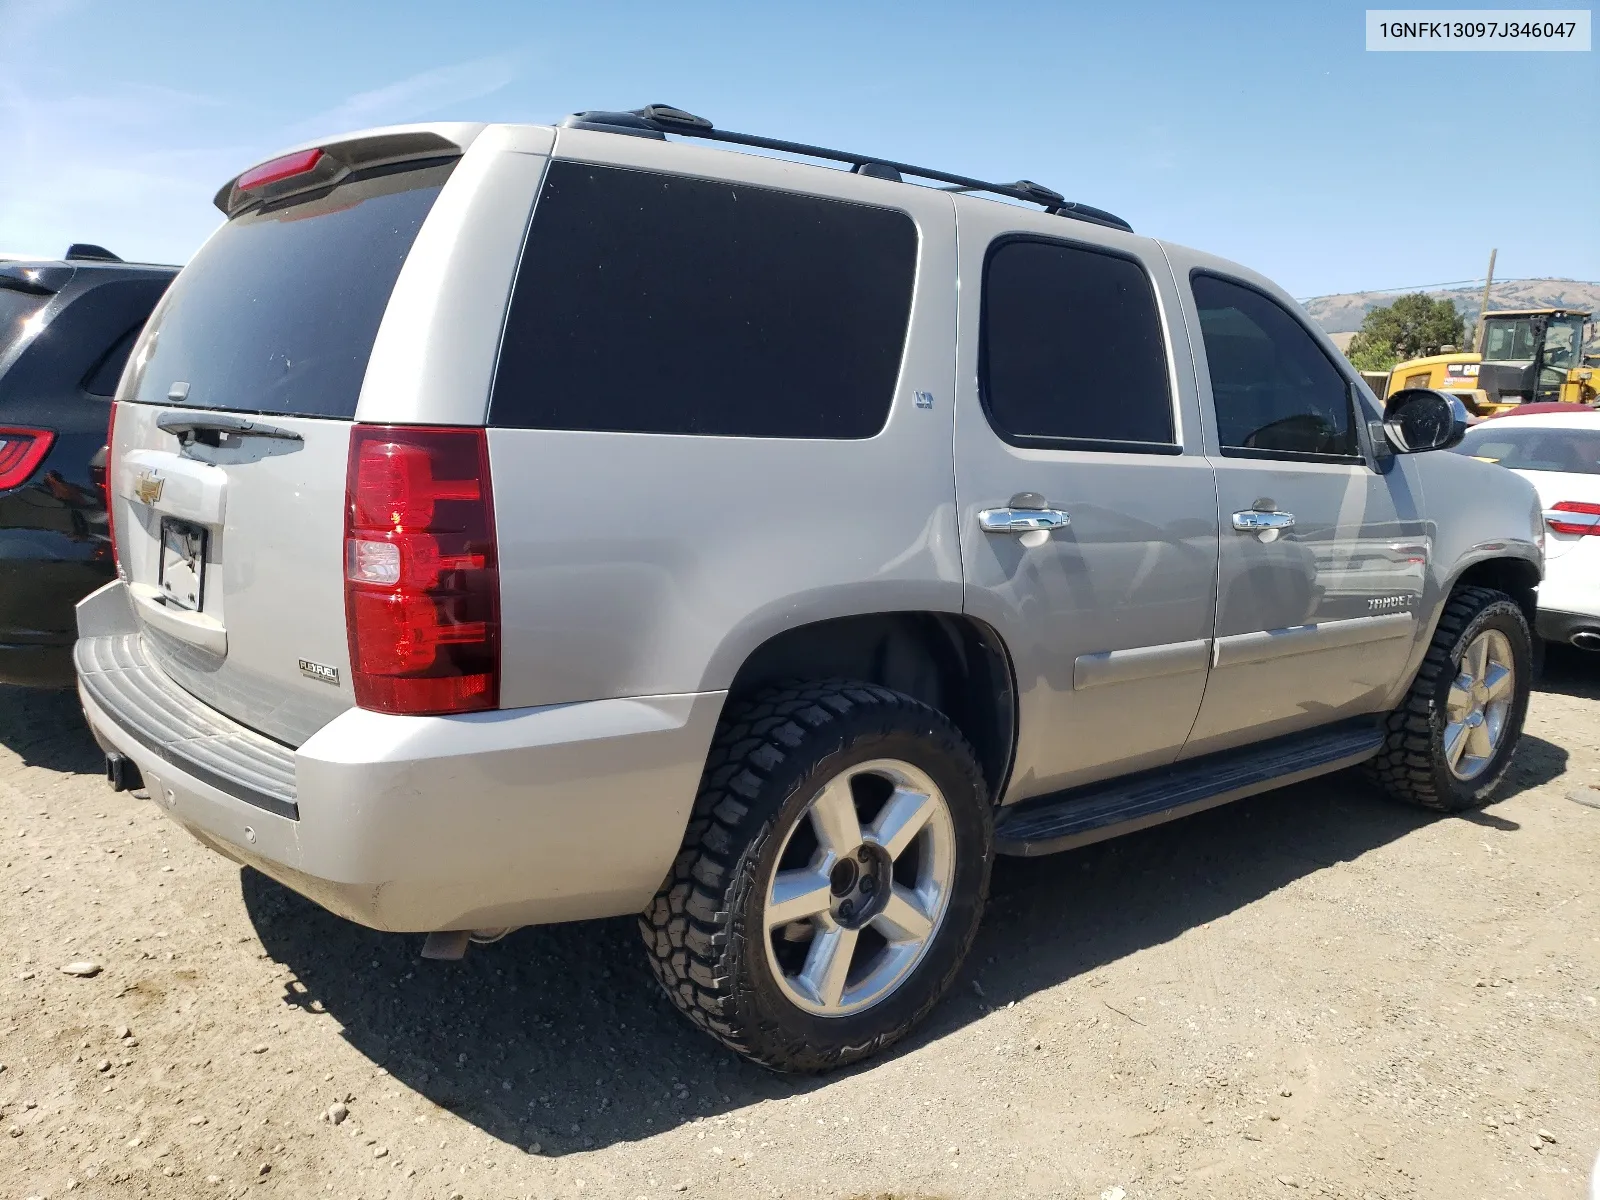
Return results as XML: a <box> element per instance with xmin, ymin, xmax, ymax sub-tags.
<box><xmin>558</xmin><ymin>105</ymin><xmax>1133</xmax><ymax>234</ymax></box>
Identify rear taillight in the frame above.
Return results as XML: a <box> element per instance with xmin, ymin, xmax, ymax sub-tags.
<box><xmin>0</xmin><ymin>427</ymin><xmax>56</xmax><ymax>491</ymax></box>
<box><xmin>103</xmin><ymin>402</ymin><xmax>120</xmax><ymax>572</ymax></box>
<box><xmin>344</xmin><ymin>426</ymin><xmax>499</xmax><ymax>715</ymax></box>
<box><xmin>1545</xmin><ymin>501</ymin><xmax>1600</xmax><ymax>536</ymax></box>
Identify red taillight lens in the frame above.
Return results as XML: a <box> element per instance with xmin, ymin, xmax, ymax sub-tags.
<box><xmin>344</xmin><ymin>426</ymin><xmax>498</xmax><ymax>715</ymax></box>
<box><xmin>236</xmin><ymin>148</ymin><xmax>324</xmax><ymax>191</ymax></box>
<box><xmin>0</xmin><ymin>426</ymin><xmax>56</xmax><ymax>491</ymax></box>
<box><xmin>1546</xmin><ymin>501</ymin><xmax>1600</xmax><ymax>536</ymax></box>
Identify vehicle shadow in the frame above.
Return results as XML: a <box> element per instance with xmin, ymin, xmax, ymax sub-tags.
<box><xmin>0</xmin><ymin>683</ymin><xmax>104</xmax><ymax>775</ymax></box>
<box><xmin>239</xmin><ymin>740</ymin><xmax>1562</xmax><ymax>1159</ymax></box>
<box><xmin>1538</xmin><ymin>643</ymin><xmax>1600</xmax><ymax>701</ymax></box>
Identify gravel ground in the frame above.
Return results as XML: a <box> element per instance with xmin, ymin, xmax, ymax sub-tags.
<box><xmin>4</xmin><ymin>651</ymin><xmax>1600</xmax><ymax>1200</ymax></box>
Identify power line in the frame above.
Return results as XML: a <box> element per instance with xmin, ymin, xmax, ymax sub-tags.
<box><xmin>1296</xmin><ymin>276</ymin><xmax>1600</xmax><ymax>304</ymax></box>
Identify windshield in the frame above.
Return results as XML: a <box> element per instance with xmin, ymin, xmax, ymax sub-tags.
<box><xmin>1481</xmin><ymin>317</ymin><xmax>1538</xmax><ymax>362</ymax></box>
<box><xmin>1455</xmin><ymin>423</ymin><xmax>1600</xmax><ymax>474</ymax></box>
<box><xmin>127</xmin><ymin>162</ymin><xmax>452</xmax><ymax>419</ymax></box>
<box><xmin>1542</xmin><ymin>316</ymin><xmax>1584</xmax><ymax>371</ymax></box>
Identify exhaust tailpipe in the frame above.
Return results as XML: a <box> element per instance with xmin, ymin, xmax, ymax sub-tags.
<box><xmin>1571</xmin><ymin>630</ymin><xmax>1600</xmax><ymax>651</ymax></box>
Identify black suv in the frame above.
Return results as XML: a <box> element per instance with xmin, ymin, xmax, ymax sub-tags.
<box><xmin>0</xmin><ymin>246</ymin><xmax>175</xmax><ymax>686</ymax></box>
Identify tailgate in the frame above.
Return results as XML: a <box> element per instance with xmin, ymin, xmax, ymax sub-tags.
<box><xmin>110</xmin><ymin>155</ymin><xmax>457</xmax><ymax>745</ymax></box>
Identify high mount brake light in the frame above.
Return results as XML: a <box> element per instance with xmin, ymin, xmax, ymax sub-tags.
<box><xmin>1545</xmin><ymin>501</ymin><xmax>1600</xmax><ymax>536</ymax></box>
<box><xmin>236</xmin><ymin>148</ymin><xmax>324</xmax><ymax>192</ymax></box>
<box><xmin>344</xmin><ymin>426</ymin><xmax>499</xmax><ymax>715</ymax></box>
<box><xmin>0</xmin><ymin>427</ymin><xmax>56</xmax><ymax>491</ymax></box>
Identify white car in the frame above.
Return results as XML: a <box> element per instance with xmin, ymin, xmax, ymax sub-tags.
<box><xmin>1456</xmin><ymin>409</ymin><xmax>1600</xmax><ymax>650</ymax></box>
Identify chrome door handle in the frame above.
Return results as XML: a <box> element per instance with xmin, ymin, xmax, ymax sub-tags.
<box><xmin>978</xmin><ymin>507</ymin><xmax>1071</xmax><ymax>535</ymax></box>
<box><xmin>1232</xmin><ymin>509</ymin><xmax>1295</xmax><ymax>532</ymax></box>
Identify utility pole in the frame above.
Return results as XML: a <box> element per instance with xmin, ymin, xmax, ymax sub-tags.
<box><xmin>1475</xmin><ymin>249</ymin><xmax>1497</xmax><ymax>353</ymax></box>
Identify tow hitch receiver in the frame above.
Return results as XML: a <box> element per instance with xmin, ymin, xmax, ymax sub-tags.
<box><xmin>105</xmin><ymin>752</ymin><xmax>143</xmax><ymax>793</ymax></box>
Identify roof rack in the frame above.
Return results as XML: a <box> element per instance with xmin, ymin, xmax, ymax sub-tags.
<box><xmin>558</xmin><ymin>105</ymin><xmax>1133</xmax><ymax>234</ymax></box>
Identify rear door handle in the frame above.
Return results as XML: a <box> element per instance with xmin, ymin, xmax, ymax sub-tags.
<box><xmin>978</xmin><ymin>507</ymin><xmax>1071</xmax><ymax>535</ymax></box>
<box><xmin>1232</xmin><ymin>509</ymin><xmax>1295</xmax><ymax>532</ymax></box>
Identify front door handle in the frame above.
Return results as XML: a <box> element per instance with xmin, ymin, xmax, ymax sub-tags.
<box><xmin>1232</xmin><ymin>509</ymin><xmax>1295</xmax><ymax>532</ymax></box>
<box><xmin>978</xmin><ymin>506</ymin><xmax>1071</xmax><ymax>535</ymax></box>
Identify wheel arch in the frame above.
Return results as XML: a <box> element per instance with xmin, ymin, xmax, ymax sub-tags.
<box><xmin>720</xmin><ymin>611</ymin><xmax>1018</xmax><ymax>806</ymax></box>
<box><xmin>1448</xmin><ymin>554</ymin><xmax>1541</xmax><ymax>629</ymax></box>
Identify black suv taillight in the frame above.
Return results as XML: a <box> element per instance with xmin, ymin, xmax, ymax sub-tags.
<box><xmin>344</xmin><ymin>426</ymin><xmax>499</xmax><ymax>715</ymax></box>
<box><xmin>0</xmin><ymin>426</ymin><xmax>56</xmax><ymax>491</ymax></box>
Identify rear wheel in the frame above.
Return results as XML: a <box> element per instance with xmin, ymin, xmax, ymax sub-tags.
<box><xmin>639</xmin><ymin>680</ymin><xmax>992</xmax><ymax>1072</ymax></box>
<box><xmin>1370</xmin><ymin>586</ymin><xmax>1532</xmax><ymax>811</ymax></box>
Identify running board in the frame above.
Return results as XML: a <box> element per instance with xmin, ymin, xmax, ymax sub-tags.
<box><xmin>994</xmin><ymin>720</ymin><xmax>1384</xmax><ymax>857</ymax></box>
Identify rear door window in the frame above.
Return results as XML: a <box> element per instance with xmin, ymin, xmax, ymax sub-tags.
<box><xmin>128</xmin><ymin>162</ymin><xmax>453</xmax><ymax>418</ymax></box>
<box><xmin>1192</xmin><ymin>273</ymin><xmax>1360</xmax><ymax>460</ymax></box>
<box><xmin>490</xmin><ymin>162</ymin><xmax>918</xmax><ymax>438</ymax></box>
<box><xmin>980</xmin><ymin>238</ymin><xmax>1175</xmax><ymax>450</ymax></box>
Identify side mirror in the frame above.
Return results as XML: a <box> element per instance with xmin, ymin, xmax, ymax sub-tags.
<box><xmin>1382</xmin><ymin>388</ymin><xmax>1469</xmax><ymax>453</ymax></box>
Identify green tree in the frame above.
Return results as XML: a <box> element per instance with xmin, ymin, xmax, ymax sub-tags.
<box><xmin>1345</xmin><ymin>293</ymin><xmax>1465</xmax><ymax>372</ymax></box>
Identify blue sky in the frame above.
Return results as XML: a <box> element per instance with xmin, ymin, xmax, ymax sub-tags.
<box><xmin>1</xmin><ymin>0</ymin><xmax>1594</xmax><ymax>298</ymax></box>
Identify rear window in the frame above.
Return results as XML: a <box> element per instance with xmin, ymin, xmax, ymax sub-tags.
<box><xmin>1455</xmin><ymin>423</ymin><xmax>1600</xmax><ymax>474</ymax></box>
<box><xmin>128</xmin><ymin>163</ymin><xmax>452</xmax><ymax>418</ymax></box>
<box><xmin>490</xmin><ymin>162</ymin><xmax>918</xmax><ymax>438</ymax></box>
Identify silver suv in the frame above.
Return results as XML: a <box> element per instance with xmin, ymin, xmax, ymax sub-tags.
<box><xmin>76</xmin><ymin>106</ymin><xmax>1544</xmax><ymax>1071</ymax></box>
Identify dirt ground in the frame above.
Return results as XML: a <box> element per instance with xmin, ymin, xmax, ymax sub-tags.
<box><xmin>4</xmin><ymin>653</ymin><xmax>1600</xmax><ymax>1200</ymax></box>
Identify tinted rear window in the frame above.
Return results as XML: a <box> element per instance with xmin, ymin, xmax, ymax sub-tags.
<box><xmin>490</xmin><ymin>162</ymin><xmax>918</xmax><ymax>438</ymax></box>
<box><xmin>129</xmin><ymin>163</ymin><xmax>452</xmax><ymax>418</ymax></box>
<box><xmin>1456</xmin><ymin>423</ymin><xmax>1600</xmax><ymax>474</ymax></box>
<box><xmin>981</xmin><ymin>239</ymin><xmax>1174</xmax><ymax>449</ymax></box>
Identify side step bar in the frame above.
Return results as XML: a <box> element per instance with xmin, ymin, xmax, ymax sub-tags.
<box><xmin>994</xmin><ymin>720</ymin><xmax>1384</xmax><ymax>857</ymax></box>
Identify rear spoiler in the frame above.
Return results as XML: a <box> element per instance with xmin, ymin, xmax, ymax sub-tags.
<box><xmin>0</xmin><ymin>263</ymin><xmax>73</xmax><ymax>295</ymax></box>
<box><xmin>213</xmin><ymin>125</ymin><xmax>479</xmax><ymax>219</ymax></box>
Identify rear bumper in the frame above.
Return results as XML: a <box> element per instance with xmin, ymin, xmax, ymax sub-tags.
<box><xmin>0</xmin><ymin>541</ymin><xmax>115</xmax><ymax>686</ymax></box>
<box><xmin>1535</xmin><ymin>576</ymin><xmax>1600</xmax><ymax>645</ymax></box>
<box><xmin>74</xmin><ymin>582</ymin><xmax>724</xmax><ymax>933</ymax></box>
<box><xmin>1537</xmin><ymin>608</ymin><xmax>1600</xmax><ymax>646</ymax></box>
<box><xmin>0</xmin><ymin>641</ymin><xmax>76</xmax><ymax>688</ymax></box>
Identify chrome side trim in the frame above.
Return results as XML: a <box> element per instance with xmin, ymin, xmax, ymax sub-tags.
<box><xmin>1073</xmin><ymin>638</ymin><xmax>1212</xmax><ymax>691</ymax></box>
<box><xmin>1213</xmin><ymin>613</ymin><xmax>1415</xmax><ymax>669</ymax></box>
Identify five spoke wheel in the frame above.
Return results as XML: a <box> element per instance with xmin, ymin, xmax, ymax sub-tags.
<box><xmin>762</xmin><ymin>759</ymin><xmax>955</xmax><ymax>1016</ymax></box>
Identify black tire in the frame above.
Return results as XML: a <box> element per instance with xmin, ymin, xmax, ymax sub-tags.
<box><xmin>1369</xmin><ymin>585</ymin><xmax>1533</xmax><ymax>812</ymax></box>
<box><xmin>639</xmin><ymin>679</ymin><xmax>992</xmax><ymax>1072</ymax></box>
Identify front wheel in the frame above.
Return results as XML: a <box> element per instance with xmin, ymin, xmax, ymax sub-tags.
<box><xmin>639</xmin><ymin>680</ymin><xmax>992</xmax><ymax>1072</ymax></box>
<box><xmin>1370</xmin><ymin>585</ymin><xmax>1533</xmax><ymax>811</ymax></box>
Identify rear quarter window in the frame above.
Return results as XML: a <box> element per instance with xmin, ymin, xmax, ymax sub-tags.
<box><xmin>490</xmin><ymin>162</ymin><xmax>919</xmax><ymax>438</ymax></box>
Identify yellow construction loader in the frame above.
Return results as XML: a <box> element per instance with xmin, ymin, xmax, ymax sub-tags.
<box><xmin>1384</xmin><ymin>308</ymin><xmax>1598</xmax><ymax>415</ymax></box>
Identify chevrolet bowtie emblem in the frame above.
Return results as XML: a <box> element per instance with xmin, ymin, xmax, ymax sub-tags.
<box><xmin>134</xmin><ymin>471</ymin><xmax>164</xmax><ymax>504</ymax></box>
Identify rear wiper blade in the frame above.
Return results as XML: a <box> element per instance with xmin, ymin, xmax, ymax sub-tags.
<box><xmin>156</xmin><ymin>411</ymin><xmax>304</xmax><ymax>444</ymax></box>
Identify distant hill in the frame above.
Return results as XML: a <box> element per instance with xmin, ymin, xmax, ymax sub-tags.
<box><xmin>1302</xmin><ymin>278</ymin><xmax>1600</xmax><ymax>354</ymax></box>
